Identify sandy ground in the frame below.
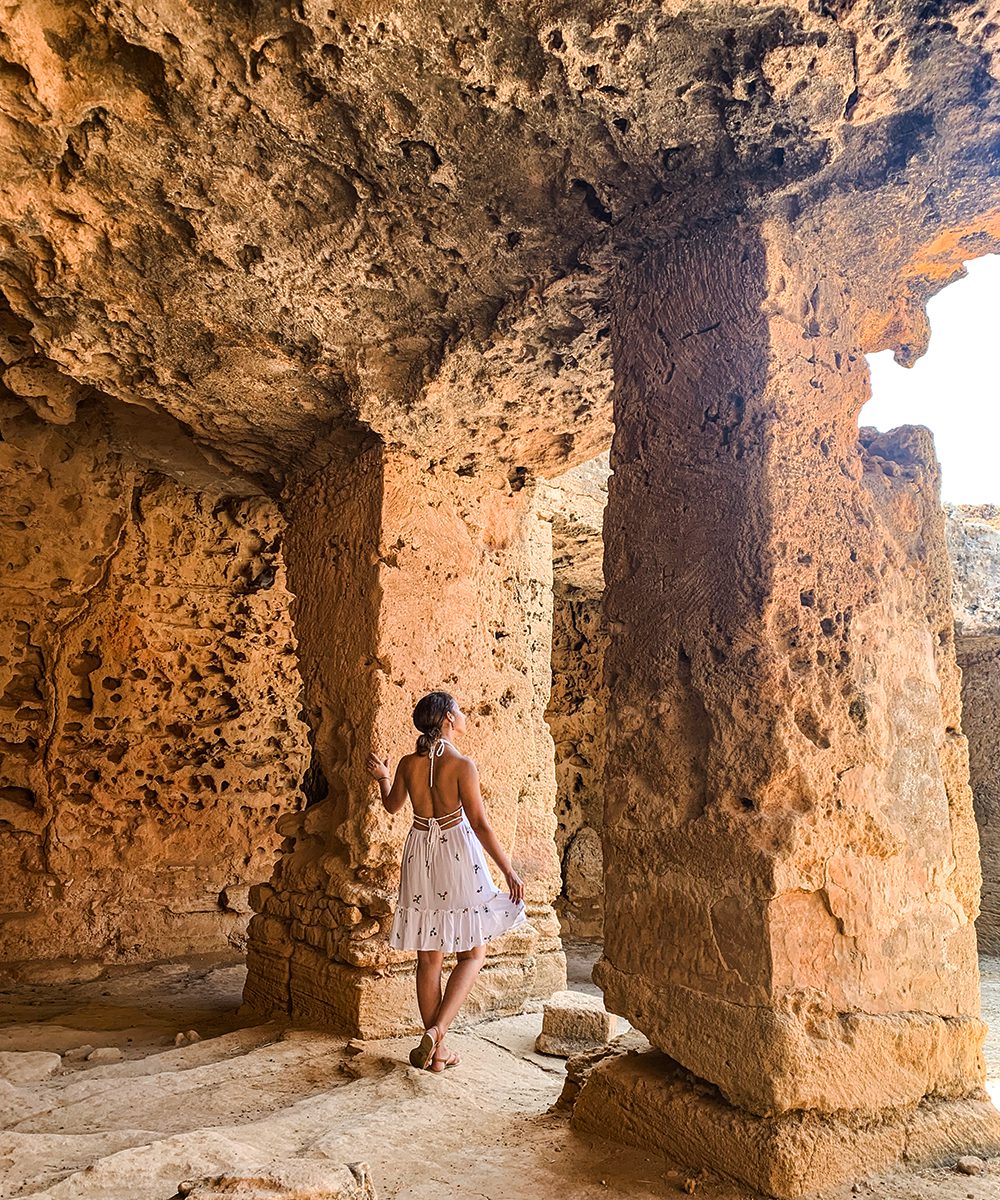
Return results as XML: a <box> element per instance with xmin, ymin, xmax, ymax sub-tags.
<box><xmin>0</xmin><ymin>944</ymin><xmax>996</xmax><ymax>1200</ymax></box>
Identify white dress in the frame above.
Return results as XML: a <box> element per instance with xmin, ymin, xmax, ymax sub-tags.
<box><xmin>388</xmin><ymin>743</ymin><xmax>527</xmax><ymax>953</ymax></box>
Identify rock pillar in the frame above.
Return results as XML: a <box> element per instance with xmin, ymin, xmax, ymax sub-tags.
<box><xmin>574</xmin><ymin>216</ymin><xmax>1000</xmax><ymax>1196</ymax></box>
<box><xmin>243</xmin><ymin>445</ymin><xmax>565</xmax><ymax>1036</ymax></box>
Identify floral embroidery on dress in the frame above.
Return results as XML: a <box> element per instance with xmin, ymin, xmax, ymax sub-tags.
<box><xmin>389</xmin><ymin>801</ymin><xmax>526</xmax><ymax>951</ymax></box>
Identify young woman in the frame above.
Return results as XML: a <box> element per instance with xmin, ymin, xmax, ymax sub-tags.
<box><xmin>366</xmin><ymin>691</ymin><xmax>526</xmax><ymax>1072</ymax></box>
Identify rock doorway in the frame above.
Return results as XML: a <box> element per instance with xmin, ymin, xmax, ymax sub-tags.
<box><xmin>541</xmin><ymin>454</ymin><xmax>610</xmax><ymax>944</ymax></box>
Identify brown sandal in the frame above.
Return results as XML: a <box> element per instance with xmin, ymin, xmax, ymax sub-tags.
<box><xmin>408</xmin><ymin>1026</ymin><xmax>440</xmax><ymax>1070</ymax></box>
<box><xmin>428</xmin><ymin>1049</ymin><xmax>459</xmax><ymax>1072</ymax></box>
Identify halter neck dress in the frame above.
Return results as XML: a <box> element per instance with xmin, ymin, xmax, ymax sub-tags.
<box><xmin>388</xmin><ymin>738</ymin><xmax>527</xmax><ymax>952</ymax></box>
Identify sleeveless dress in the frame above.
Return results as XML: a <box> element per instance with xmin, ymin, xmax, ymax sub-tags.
<box><xmin>388</xmin><ymin>740</ymin><xmax>527</xmax><ymax>953</ymax></box>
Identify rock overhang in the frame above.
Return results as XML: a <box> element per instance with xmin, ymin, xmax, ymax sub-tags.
<box><xmin>0</xmin><ymin>1</ymin><xmax>998</xmax><ymax>485</ymax></box>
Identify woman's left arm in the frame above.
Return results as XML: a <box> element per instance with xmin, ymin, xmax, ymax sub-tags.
<box><xmin>366</xmin><ymin>753</ymin><xmax>409</xmax><ymax>814</ymax></box>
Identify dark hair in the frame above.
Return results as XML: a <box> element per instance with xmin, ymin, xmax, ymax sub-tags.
<box><xmin>413</xmin><ymin>691</ymin><xmax>456</xmax><ymax>755</ymax></box>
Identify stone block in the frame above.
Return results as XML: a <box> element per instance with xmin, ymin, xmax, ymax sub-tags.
<box><xmin>62</xmin><ymin>1044</ymin><xmax>95</xmax><ymax>1062</ymax></box>
<box><xmin>253</xmin><ymin>939</ymin><xmax>566</xmax><ymax>1039</ymax></box>
<box><xmin>86</xmin><ymin>1046</ymin><xmax>125</xmax><ymax>1063</ymax></box>
<box><xmin>594</xmin><ymin>960</ymin><xmax>987</xmax><ymax>1117</ymax></box>
<box><xmin>535</xmin><ymin>989</ymin><xmax>617</xmax><ymax>1057</ymax></box>
<box><xmin>572</xmin><ymin>1050</ymin><xmax>1000</xmax><ymax>1199</ymax></box>
<box><xmin>955</xmin><ymin>1156</ymin><xmax>987</xmax><ymax>1176</ymax></box>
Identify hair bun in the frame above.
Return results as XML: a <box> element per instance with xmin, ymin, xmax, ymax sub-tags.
<box><xmin>412</xmin><ymin>691</ymin><xmax>456</xmax><ymax>755</ymax></box>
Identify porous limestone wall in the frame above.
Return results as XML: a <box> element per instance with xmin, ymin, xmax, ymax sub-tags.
<box><xmin>244</xmin><ymin>447</ymin><xmax>566</xmax><ymax>1037</ymax></box>
<box><xmin>946</xmin><ymin>503</ymin><xmax>1000</xmax><ymax>954</ymax></box>
<box><xmin>541</xmin><ymin>457</ymin><xmax>609</xmax><ymax>940</ymax></box>
<box><xmin>0</xmin><ymin>391</ymin><xmax>309</xmax><ymax>974</ymax></box>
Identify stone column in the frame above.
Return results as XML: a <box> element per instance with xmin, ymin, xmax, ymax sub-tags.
<box><xmin>243</xmin><ymin>445</ymin><xmax>565</xmax><ymax>1037</ymax></box>
<box><xmin>574</xmin><ymin>216</ymin><xmax>999</xmax><ymax>1196</ymax></box>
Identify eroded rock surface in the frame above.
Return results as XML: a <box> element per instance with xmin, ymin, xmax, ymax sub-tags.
<box><xmin>2</xmin><ymin>1</ymin><xmax>1000</xmax><ymax>1194</ymax></box>
<box><xmin>174</xmin><ymin>1162</ymin><xmax>375</xmax><ymax>1200</ymax></box>
<box><xmin>0</xmin><ymin>960</ymin><xmax>997</xmax><ymax>1200</ymax></box>
<box><xmin>589</xmin><ymin>192</ymin><xmax>997</xmax><ymax>1192</ymax></box>
<box><xmin>1</xmin><ymin>1</ymin><xmax>997</xmax><ymax>487</ymax></box>
<box><xmin>0</xmin><ymin>380</ymin><xmax>309</xmax><ymax>971</ymax></box>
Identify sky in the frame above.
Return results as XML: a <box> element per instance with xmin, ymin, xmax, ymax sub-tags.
<box><xmin>860</xmin><ymin>253</ymin><xmax>1000</xmax><ymax>505</ymax></box>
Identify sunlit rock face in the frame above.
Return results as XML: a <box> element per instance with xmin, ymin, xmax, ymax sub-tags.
<box><xmin>576</xmin><ymin>191</ymin><xmax>997</xmax><ymax>1190</ymax></box>
<box><xmin>947</xmin><ymin>503</ymin><xmax>1000</xmax><ymax>954</ymax></box>
<box><xmin>542</xmin><ymin>484</ymin><xmax>1000</xmax><ymax>966</ymax></box>
<box><xmin>242</xmin><ymin>446</ymin><xmax>566</xmax><ymax>1036</ymax></box>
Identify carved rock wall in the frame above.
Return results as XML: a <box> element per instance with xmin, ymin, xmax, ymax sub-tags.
<box><xmin>0</xmin><ymin>393</ymin><xmax>309</xmax><ymax>973</ymax></box>
<box><xmin>946</xmin><ymin>503</ymin><xmax>1000</xmax><ymax>954</ymax></box>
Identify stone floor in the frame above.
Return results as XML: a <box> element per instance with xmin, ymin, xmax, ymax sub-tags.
<box><xmin>0</xmin><ymin>945</ymin><xmax>996</xmax><ymax>1200</ymax></box>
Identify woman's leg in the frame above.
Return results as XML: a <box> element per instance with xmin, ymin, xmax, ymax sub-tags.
<box><xmin>415</xmin><ymin>949</ymin><xmax>445</xmax><ymax>1030</ymax></box>
<box><xmin>429</xmin><ymin>945</ymin><xmax>486</xmax><ymax>1064</ymax></box>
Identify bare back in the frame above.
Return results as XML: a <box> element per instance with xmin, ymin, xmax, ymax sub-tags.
<box><xmin>399</xmin><ymin>745</ymin><xmax>466</xmax><ymax>819</ymax></box>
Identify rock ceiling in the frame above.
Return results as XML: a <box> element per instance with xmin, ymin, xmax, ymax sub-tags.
<box><xmin>0</xmin><ymin>1</ymin><xmax>998</xmax><ymax>488</ymax></box>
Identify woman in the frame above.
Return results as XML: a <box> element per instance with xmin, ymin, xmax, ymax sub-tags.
<box><xmin>366</xmin><ymin>691</ymin><xmax>526</xmax><ymax>1072</ymax></box>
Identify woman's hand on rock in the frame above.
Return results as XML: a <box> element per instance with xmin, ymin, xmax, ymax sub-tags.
<box><xmin>366</xmin><ymin>752</ymin><xmax>391</xmax><ymax>782</ymax></box>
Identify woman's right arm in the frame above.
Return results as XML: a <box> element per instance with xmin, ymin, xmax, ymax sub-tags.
<box><xmin>366</xmin><ymin>752</ymin><xmax>409</xmax><ymax>815</ymax></box>
<box><xmin>458</xmin><ymin>758</ymin><xmax>525</xmax><ymax>904</ymax></box>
